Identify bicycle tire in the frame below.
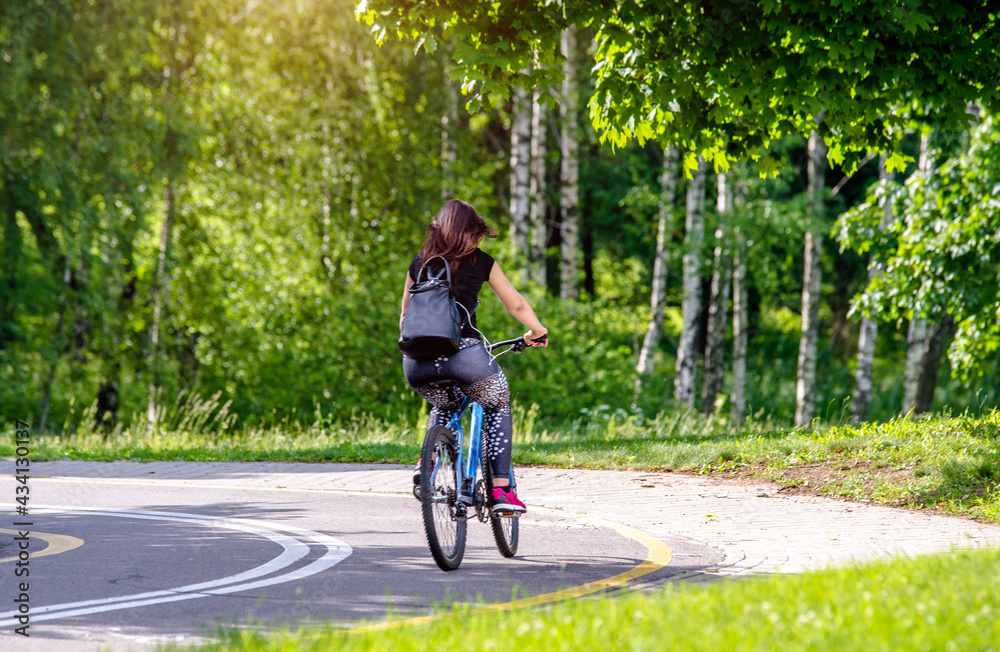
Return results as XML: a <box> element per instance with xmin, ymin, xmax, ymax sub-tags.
<box><xmin>420</xmin><ymin>425</ymin><xmax>467</xmax><ymax>571</ymax></box>
<box><xmin>482</xmin><ymin>443</ymin><xmax>519</xmax><ymax>558</ymax></box>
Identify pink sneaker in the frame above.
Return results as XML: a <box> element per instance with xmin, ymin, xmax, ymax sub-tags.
<box><xmin>491</xmin><ymin>487</ymin><xmax>526</xmax><ymax>514</ymax></box>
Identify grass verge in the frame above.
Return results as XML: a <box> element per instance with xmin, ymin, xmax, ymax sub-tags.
<box><xmin>179</xmin><ymin>547</ymin><xmax>1000</xmax><ymax>651</ymax></box>
<box><xmin>515</xmin><ymin>409</ymin><xmax>1000</xmax><ymax>522</ymax></box>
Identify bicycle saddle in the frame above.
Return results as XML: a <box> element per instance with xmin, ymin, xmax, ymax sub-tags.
<box><xmin>425</xmin><ymin>378</ymin><xmax>459</xmax><ymax>388</ymax></box>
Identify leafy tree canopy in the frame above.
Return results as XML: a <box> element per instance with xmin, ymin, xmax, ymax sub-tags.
<box><xmin>357</xmin><ymin>0</ymin><xmax>1000</xmax><ymax>174</ymax></box>
<box><xmin>838</xmin><ymin>115</ymin><xmax>1000</xmax><ymax>381</ymax></box>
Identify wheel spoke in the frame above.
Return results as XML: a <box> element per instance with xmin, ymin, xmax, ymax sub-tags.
<box><xmin>421</xmin><ymin>426</ymin><xmax>466</xmax><ymax>570</ymax></box>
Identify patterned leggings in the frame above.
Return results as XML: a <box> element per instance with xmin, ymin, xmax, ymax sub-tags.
<box><xmin>402</xmin><ymin>338</ymin><xmax>513</xmax><ymax>479</ymax></box>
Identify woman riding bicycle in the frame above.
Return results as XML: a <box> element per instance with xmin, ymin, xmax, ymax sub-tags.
<box><xmin>400</xmin><ymin>199</ymin><xmax>548</xmax><ymax>513</ymax></box>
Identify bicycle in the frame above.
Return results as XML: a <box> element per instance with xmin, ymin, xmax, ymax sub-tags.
<box><xmin>414</xmin><ymin>335</ymin><xmax>542</xmax><ymax>571</ymax></box>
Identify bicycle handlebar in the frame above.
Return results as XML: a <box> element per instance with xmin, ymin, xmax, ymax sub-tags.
<box><xmin>487</xmin><ymin>333</ymin><xmax>547</xmax><ymax>354</ymax></box>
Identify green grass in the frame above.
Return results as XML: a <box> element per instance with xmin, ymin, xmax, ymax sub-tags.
<box><xmin>4</xmin><ymin>394</ymin><xmax>422</xmax><ymax>464</ymax></box>
<box><xmin>6</xmin><ymin>400</ymin><xmax>999</xmax><ymax>523</ymax></box>
<box><xmin>178</xmin><ymin>547</ymin><xmax>1000</xmax><ymax>651</ymax></box>
<box><xmin>510</xmin><ymin>409</ymin><xmax>1000</xmax><ymax>522</ymax></box>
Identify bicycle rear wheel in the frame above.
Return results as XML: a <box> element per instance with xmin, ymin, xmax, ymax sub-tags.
<box><xmin>482</xmin><ymin>446</ymin><xmax>519</xmax><ymax>558</ymax></box>
<box><xmin>420</xmin><ymin>425</ymin><xmax>467</xmax><ymax>571</ymax></box>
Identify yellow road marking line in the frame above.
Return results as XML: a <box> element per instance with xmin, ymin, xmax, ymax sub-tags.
<box><xmin>0</xmin><ymin>528</ymin><xmax>84</xmax><ymax>563</ymax></box>
<box><xmin>493</xmin><ymin>507</ymin><xmax>672</xmax><ymax>608</ymax></box>
<box><xmin>349</xmin><ymin>505</ymin><xmax>672</xmax><ymax>633</ymax></box>
<box><xmin>32</xmin><ymin>475</ymin><xmax>673</xmax><ymax>628</ymax></box>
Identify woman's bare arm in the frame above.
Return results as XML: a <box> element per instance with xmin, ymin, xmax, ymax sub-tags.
<box><xmin>487</xmin><ymin>262</ymin><xmax>548</xmax><ymax>346</ymax></box>
<box><xmin>399</xmin><ymin>271</ymin><xmax>413</xmax><ymax>330</ymax></box>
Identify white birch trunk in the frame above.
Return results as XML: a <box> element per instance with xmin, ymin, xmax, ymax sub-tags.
<box><xmin>902</xmin><ymin>318</ymin><xmax>927</xmax><ymax>414</ymax></box>
<box><xmin>852</xmin><ymin>156</ymin><xmax>894</xmax><ymax>422</ymax></box>
<box><xmin>637</xmin><ymin>145</ymin><xmax>679</xmax><ymax>377</ymax></box>
<box><xmin>509</xmin><ymin>85</ymin><xmax>531</xmax><ymax>280</ymax></box>
<box><xmin>529</xmin><ymin>86</ymin><xmax>547</xmax><ymax>288</ymax></box>
<box><xmin>902</xmin><ymin>131</ymin><xmax>934</xmax><ymax>415</ymax></box>
<box><xmin>795</xmin><ymin>128</ymin><xmax>827</xmax><ymax>426</ymax></box>
<box><xmin>702</xmin><ymin>170</ymin><xmax>733</xmax><ymax>415</ymax></box>
<box><xmin>148</xmin><ymin>32</ymin><xmax>180</xmax><ymax>432</ymax></box>
<box><xmin>674</xmin><ymin>158</ymin><xmax>708</xmax><ymax>406</ymax></box>
<box><xmin>731</xmin><ymin>217</ymin><xmax>748</xmax><ymax>426</ymax></box>
<box><xmin>559</xmin><ymin>26</ymin><xmax>580</xmax><ymax>301</ymax></box>
<box><xmin>441</xmin><ymin>58</ymin><xmax>458</xmax><ymax>200</ymax></box>
<box><xmin>915</xmin><ymin>316</ymin><xmax>953</xmax><ymax>414</ymax></box>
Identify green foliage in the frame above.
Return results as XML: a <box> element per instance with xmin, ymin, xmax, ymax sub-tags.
<box><xmin>3</xmin><ymin>0</ymin><xmax>998</xmax><ymax>435</ymax></box>
<box><xmin>475</xmin><ymin>286</ymin><xmax>646</xmax><ymax>422</ymax></box>
<box><xmin>357</xmin><ymin>0</ymin><xmax>1000</xmax><ymax>171</ymax></box>
<box><xmin>1</xmin><ymin>0</ymin><xmax>166</xmax><ymax>419</ymax></box>
<box><xmin>0</xmin><ymin>0</ymin><xmax>496</xmax><ymax>429</ymax></box>
<box><xmin>838</xmin><ymin>115</ymin><xmax>1000</xmax><ymax>381</ymax></box>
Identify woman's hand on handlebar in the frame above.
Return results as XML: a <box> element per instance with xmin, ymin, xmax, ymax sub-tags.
<box><xmin>524</xmin><ymin>330</ymin><xmax>548</xmax><ymax>347</ymax></box>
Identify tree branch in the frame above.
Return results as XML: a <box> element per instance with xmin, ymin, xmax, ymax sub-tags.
<box><xmin>830</xmin><ymin>151</ymin><xmax>878</xmax><ymax>197</ymax></box>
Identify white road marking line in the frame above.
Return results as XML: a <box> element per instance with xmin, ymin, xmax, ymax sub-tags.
<box><xmin>0</xmin><ymin>505</ymin><xmax>352</xmax><ymax>626</ymax></box>
<box><xmin>4</xmin><ymin>505</ymin><xmax>310</xmax><ymax>607</ymax></box>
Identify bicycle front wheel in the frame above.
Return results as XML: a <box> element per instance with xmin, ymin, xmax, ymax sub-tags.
<box><xmin>420</xmin><ymin>425</ymin><xmax>467</xmax><ymax>571</ymax></box>
<box><xmin>482</xmin><ymin>447</ymin><xmax>519</xmax><ymax>558</ymax></box>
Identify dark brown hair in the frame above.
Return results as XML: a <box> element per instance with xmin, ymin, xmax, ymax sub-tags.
<box><xmin>419</xmin><ymin>199</ymin><xmax>498</xmax><ymax>271</ymax></box>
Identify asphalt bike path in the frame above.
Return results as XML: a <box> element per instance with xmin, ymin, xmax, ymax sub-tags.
<box><xmin>1</xmin><ymin>460</ymin><xmax>999</xmax><ymax>650</ymax></box>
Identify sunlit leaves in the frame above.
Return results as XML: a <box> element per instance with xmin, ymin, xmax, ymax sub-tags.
<box><xmin>357</xmin><ymin>0</ymin><xmax>1000</xmax><ymax>175</ymax></box>
<box><xmin>884</xmin><ymin>152</ymin><xmax>914</xmax><ymax>174</ymax></box>
<box><xmin>838</xmin><ymin>116</ymin><xmax>1000</xmax><ymax>381</ymax></box>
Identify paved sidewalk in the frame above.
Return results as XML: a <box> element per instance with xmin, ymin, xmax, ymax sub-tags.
<box><xmin>33</xmin><ymin>460</ymin><xmax>1000</xmax><ymax>583</ymax></box>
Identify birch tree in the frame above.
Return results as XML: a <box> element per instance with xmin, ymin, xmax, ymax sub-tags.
<box><xmin>914</xmin><ymin>317</ymin><xmax>954</xmax><ymax>413</ymax></box>
<box><xmin>851</xmin><ymin>156</ymin><xmax>894</xmax><ymax>422</ymax></box>
<box><xmin>636</xmin><ymin>145</ymin><xmax>679</xmax><ymax>379</ymax></box>
<box><xmin>148</xmin><ymin>2</ymin><xmax>185</xmax><ymax>431</ymax></box>
<box><xmin>901</xmin><ymin>130</ymin><xmax>933</xmax><ymax>414</ymax></box>
<box><xmin>559</xmin><ymin>25</ymin><xmax>580</xmax><ymax>301</ymax></box>
<box><xmin>674</xmin><ymin>158</ymin><xmax>707</xmax><ymax>407</ymax></box>
<box><xmin>509</xmin><ymin>85</ymin><xmax>531</xmax><ymax>278</ymax></box>
<box><xmin>795</xmin><ymin>126</ymin><xmax>827</xmax><ymax>426</ymax></box>
<box><xmin>702</xmin><ymin>170</ymin><xmax>733</xmax><ymax>415</ymax></box>
<box><xmin>529</xmin><ymin>85</ymin><xmax>548</xmax><ymax>288</ymax></box>
<box><xmin>731</xmin><ymin>189</ymin><xmax>749</xmax><ymax>425</ymax></box>
<box><xmin>902</xmin><ymin>319</ymin><xmax>928</xmax><ymax>414</ymax></box>
<box><xmin>441</xmin><ymin>57</ymin><xmax>458</xmax><ymax>199</ymax></box>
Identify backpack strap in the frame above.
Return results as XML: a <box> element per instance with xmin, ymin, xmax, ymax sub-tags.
<box><xmin>414</xmin><ymin>255</ymin><xmax>469</xmax><ymax>327</ymax></box>
<box><xmin>416</xmin><ymin>255</ymin><xmax>452</xmax><ymax>288</ymax></box>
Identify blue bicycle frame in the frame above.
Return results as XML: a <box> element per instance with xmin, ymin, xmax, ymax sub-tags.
<box><xmin>434</xmin><ymin>396</ymin><xmax>513</xmax><ymax>507</ymax></box>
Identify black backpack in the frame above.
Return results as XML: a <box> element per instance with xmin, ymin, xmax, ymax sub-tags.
<box><xmin>398</xmin><ymin>256</ymin><xmax>464</xmax><ymax>360</ymax></box>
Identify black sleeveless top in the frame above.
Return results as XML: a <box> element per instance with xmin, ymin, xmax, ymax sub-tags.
<box><xmin>408</xmin><ymin>249</ymin><xmax>495</xmax><ymax>339</ymax></box>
